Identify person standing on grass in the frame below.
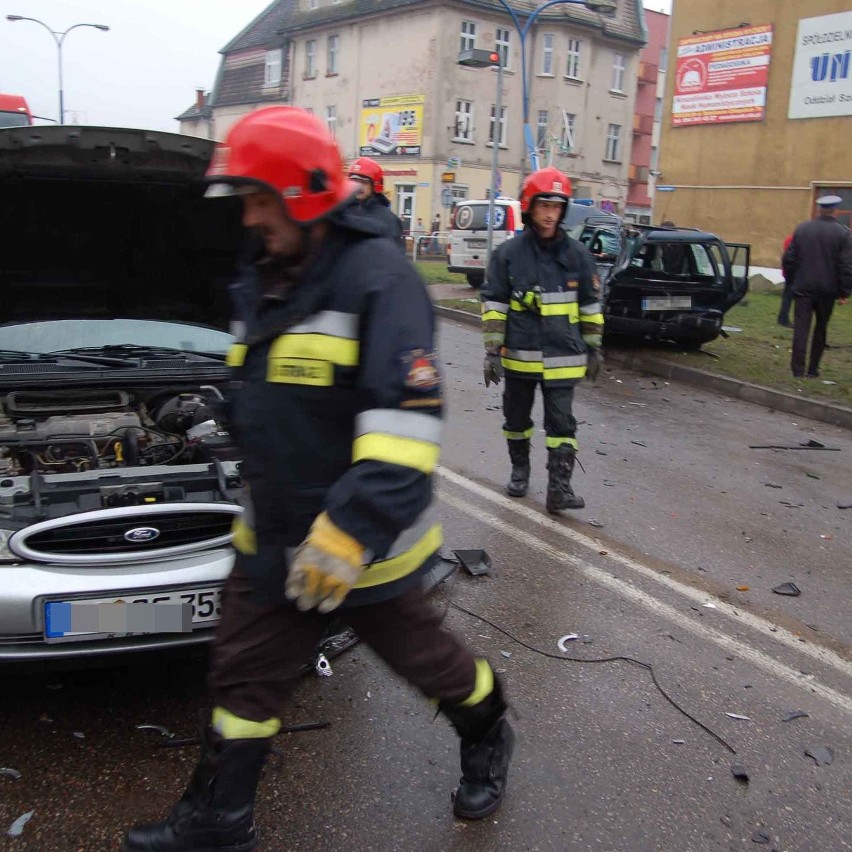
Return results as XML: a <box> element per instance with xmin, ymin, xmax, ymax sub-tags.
<box><xmin>777</xmin><ymin>233</ymin><xmax>794</xmax><ymax>328</ymax></box>
<box><xmin>783</xmin><ymin>195</ymin><xmax>852</xmax><ymax>379</ymax></box>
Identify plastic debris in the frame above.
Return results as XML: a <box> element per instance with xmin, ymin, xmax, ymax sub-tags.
<box><xmin>587</xmin><ymin>519</ymin><xmax>605</xmax><ymax>528</ymax></box>
<box><xmin>764</xmin><ymin>482</ymin><xmax>782</xmax><ymax>489</ymax></box>
<box><xmin>452</xmin><ymin>549</ymin><xmax>491</xmax><ymax>577</ymax></box>
<box><xmin>838</xmin><ymin>503</ymin><xmax>852</xmax><ymax>510</ymax></box>
<box><xmin>136</xmin><ymin>724</ymin><xmax>174</xmax><ymax>739</ymax></box>
<box><xmin>702</xmin><ymin>602</ymin><xmax>717</xmax><ymax>609</ymax></box>
<box><xmin>751</xmin><ymin>830</ymin><xmax>770</xmax><ymax>844</ymax></box>
<box><xmin>725</xmin><ymin>713</ymin><xmax>751</xmax><ymax>721</ymax></box>
<box><xmin>7</xmin><ymin>811</ymin><xmax>34</xmax><ymax>838</ymax></box>
<box><xmin>806</xmin><ymin>472</ymin><xmax>820</xmax><ymax>479</ymax></box>
<box><xmin>73</xmin><ymin>731</ymin><xmax>85</xmax><ymax>739</ymax></box>
<box><xmin>315</xmin><ymin>654</ymin><xmax>332</xmax><ymax>677</ymax></box>
<box><xmin>582</xmin><ymin>635</ymin><xmax>593</xmax><ymax>644</ymax></box>
<box><xmin>500</xmin><ymin>650</ymin><xmax>512</xmax><ymax>659</ymax></box>
<box><xmin>822</xmin><ymin>380</ymin><xmax>837</xmax><ymax>385</ymax></box>
<box><xmin>631</xmin><ymin>440</ymin><xmax>647</xmax><ymax>447</ymax></box>
<box><xmin>557</xmin><ymin>634</ymin><xmax>579</xmax><ymax>652</ymax></box>
<box><xmin>801</xmin><ymin>439</ymin><xmax>826</xmax><ymax>448</ymax></box>
<box><xmin>672</xmin><ymin>739</ymin><xmax>685</xmax><ymax>745</ymax></box>
<box><xmin>782</xmin><ymin>710</ymin><xmax>809</xmax><ymax>722</ymax></box>
<box><xmin>736</xmin><ymin>586</ymin><xmax>750</xmax><ymax>592</ymax></box>
<box><xmin>805</xmin><ymin>746</ymin><xmax>833</xmax><ymax>766</ymax></box>
<box><xmin>0</xmin><ymin>767</ymin><xmax>22</xmax><ymax>781</ymax></box>
<box><xmin>730</xmin><ymin>763</ymin><xmax>749</xmax><ymax>783</ymax></box>
<box><xmin>772</xmin><ymin>582</ymin><xmax>801</xmax><ymax>597</ymax></box>
<box><xmin>819</xmin><ymin>534</ymin><xmax>833</xmax><ymax>540</ymax></box>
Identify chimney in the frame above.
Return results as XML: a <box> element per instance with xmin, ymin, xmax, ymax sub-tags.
<box><xmin>195</xmin><ymin>88</ymin><xmax>206</xmax><ymax>109</ymax></box>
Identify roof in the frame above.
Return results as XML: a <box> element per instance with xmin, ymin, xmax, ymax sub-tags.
<box><xmin>213</xmin><ymin>64</ymin><xmax>288</xmax><ymax>109</ymax></box>
<box><xmin>222</xmin><ymin>0</ymin><xmax>296</xmax><ymax>52</ymax></box>
<box><xmin>175</xmin><ymin>94</ymin><xmax>212</xmax><ymax>122</ymax></box>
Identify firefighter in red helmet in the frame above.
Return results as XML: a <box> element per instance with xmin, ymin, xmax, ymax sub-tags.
<box><xmin>481</xmin><ymin>166</ymin><xmax>604</xmax><ymax>512</ymax></box>
<box><xmin>347</xmin><ymin>155</ymin><xmax>404</xmax><ymax>241</ymax></box>
<box><xmin>122</xmin><ymin>106</ymin><xmax>513</xmax><ymax>852</ymax></box>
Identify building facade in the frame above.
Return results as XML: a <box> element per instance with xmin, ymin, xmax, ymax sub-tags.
<box><xmin>657</xmin><ymin>0</ymin><xmax>852</xmax><ymax>265</ymax></box>
<box><xmin>182</xmin><ymin>0</ymin><xmax>646</xmax><ymax>234</ymax></box>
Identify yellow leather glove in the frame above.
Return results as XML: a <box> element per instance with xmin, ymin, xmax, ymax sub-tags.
<box><xmin>231</xmin><ymin>516</ymin><xmax>257</xmax><ymax>554</ymax></box>
<box><xmin>285</xmin><ymin>512</ymin><xmax>366</xmax><ymax>613</ymax></box>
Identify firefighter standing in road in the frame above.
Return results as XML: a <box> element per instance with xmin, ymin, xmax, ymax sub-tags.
<box><xmin>122</xmin><ymin>107</ymin><xmax>514</xmax><ymax>852</ymax></box>
<box><xmin>347</xmin><ymin>155</ymin><xmax>404</xmax><ymax>241</ymax></box>
<box><xmin>481</xmin><ymin>167</ymin><xmax>604</xmax><ymax>513</ymax></box>
<box><xmin>783</xmin><ymin>194</ymin><xmax>852</xmax><ymax>379</ymax></box>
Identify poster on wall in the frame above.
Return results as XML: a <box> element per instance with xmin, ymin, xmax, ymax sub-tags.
<box><xmin>359</xmin><ymin>94</ymin><xmax>425</xmax><ymax>156</ymax></box>
<box><xmin>672</xmin><ymin>24</ymin><xmax>773</xmax><ymax>127</ymax></box>
<box><xmin>788</xmin><ymin>11</ymin><xmax>852</xmax><ymax>120</ymax></box>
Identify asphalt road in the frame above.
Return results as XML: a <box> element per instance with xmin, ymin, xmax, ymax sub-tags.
<box><xmin>1</xmin><ymin>316</ymin><xmax>850</xmax><ymax>852</ymax></box>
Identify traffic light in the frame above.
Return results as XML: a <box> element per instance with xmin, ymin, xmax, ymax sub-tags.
<box><xmin>457</xmin><ymin>48</ymin><xmax>502</xmax><ymax>68</ymax></box>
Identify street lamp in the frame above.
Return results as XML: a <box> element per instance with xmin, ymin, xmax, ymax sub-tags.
<box><xmin>490</xmin><ymin>0</ymin><xmax>617</xmax><ymax>170</ymax></box>
<box><xmin>6</xmin><ymin>15</ymin><xmax>110</xmax><ymax>124</ymax></box>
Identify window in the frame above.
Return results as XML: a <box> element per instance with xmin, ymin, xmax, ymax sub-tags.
<box><xmin>489</xmin><ymin>104</ymin><xmax>507</xmax><ymax>146</ymax></box>
<box><xmin>305</xmin><ymin>39</ymin><xmax>316</xmax><ymax>77</ymax></box>
<box><xmin>325</xmin><ymin>105</ymin><xmax>337</xmax><ymax>137</ymax></box>
<box><xmin>612</xmin><ymin>52</ymin><xmax>626</xmax><ymax>92</ymax></box>
<box><xmin>541</xmin><ymin>33</ymin><xmax>554</xmax><ymax>75</ymax></box>
<box><xmin>327</xmin><ymin>34</ymin><xmax>339</xmax><ymax>74</ymax></box>
<box><xmin>460</xmin><ymin>20</ymin><xmax>476</xmax><ymax>53</ymax></box>
<box><xmin>264</xmin><ymin>49</ymin><xmax>282</xmax><ymax>86</ymax></box>
<box><xmin>561</xmin><ymin>110</ymin><xmax>576</xmax><ymax>152</ymax></box>
<box><xmin>605</xmin><ymin>123</ymin><xmax>621</xmax><ymax>161</ymax></box>
<box><xmin>536</xmin><ymin>110</ymin><xmax>549</xmax><ymax>147</ymax></box>
<box><xmin>496</xmin><ymin>27</ymin><xmax>510</xmax><ymax>68</ymax></box>
<box><xmin>566</xmin><ymin>38</ymin><xmax>581</xmax><ymax>78</ymax></box>
<box><xmin>451</xmin><ymin>184</ymin><xmax>469</xmax><ymax>202</ymax></box>
<box><xmin>454</xmin><ymin>99</ymin><xmax>473</xmax><ymax>141</ymax></box>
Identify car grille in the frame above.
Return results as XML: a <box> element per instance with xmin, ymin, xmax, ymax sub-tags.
<box><xmin>10</xmin><ymin>503</ymin><xmax>240</xmax><ymax>565</ymax></box>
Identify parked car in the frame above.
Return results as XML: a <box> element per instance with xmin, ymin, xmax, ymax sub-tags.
<box><xmin>600</xmin><ymin>224</ymin><xmax>750</xmax><ymax>349</ymax></box>
<box><xmin>0</xmin><ymin>124</ymin><xmax>248</xmax><ymax>662</ymax></box>
<box><xmin>566</xmin><ymin>213</ymin><xmax>623</xmax><ymax>280</ymax></box>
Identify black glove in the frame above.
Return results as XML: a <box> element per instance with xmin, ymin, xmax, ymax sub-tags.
<box><xmin>585</xmin><ymin>347</ymin><xmax>604</xmax><ymax>382</ymax></box>
<box><xmin>483</xmin><ymin>353</ymin><xmax>504</xmax><ymax>388</ymax></box>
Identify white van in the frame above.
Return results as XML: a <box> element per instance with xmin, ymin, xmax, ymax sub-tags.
<box><xmin>447</xmin><ymin>198</ymin><xmax>522</xmax><ymax>288</ymax></box>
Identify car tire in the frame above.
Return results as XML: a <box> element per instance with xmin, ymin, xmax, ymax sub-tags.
<box><xmin>466</xmin><ymin>273</ymin><xmax>484</xmax><ymax>289</ymax></box>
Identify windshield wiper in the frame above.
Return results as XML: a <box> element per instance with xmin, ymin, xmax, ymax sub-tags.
<box><xmin>52</xmin><ymin>344</ymin><xmax>226</xmax><ymax>363</ymax></box>
<box><xmin>0</xmin><ymin>349</ymin><xmax>131</xmax><ymax>368</ymax></box>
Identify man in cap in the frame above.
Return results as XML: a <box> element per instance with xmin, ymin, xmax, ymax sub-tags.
<box><xmin>783</xmin><ymin>194</ymin><xmax>852</xmax><ymax>378</ymax></box>
<box><xmin>347</xmin><ymin>155</ymin><xmax>404</xmax><ymax>241</ymax></box>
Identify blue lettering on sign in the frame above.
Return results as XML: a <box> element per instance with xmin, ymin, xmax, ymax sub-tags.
<box><xmin>486</xmin><ymin>207</ymin><xmax>506</xmax><ymax>228</ymax></box>
<box><xmin>810</xmin><ymin>51</ymin><xmax>851</xmax><ymax>82</ymax></box>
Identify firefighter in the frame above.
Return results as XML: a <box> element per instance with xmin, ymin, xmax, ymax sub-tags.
<box><xmin>347</xmin><ymin>155</ymin><xmax>404</xmax><ymax>241</ymax></box>
<box><xmin>122</xmin><ymin>107</ymin><xmax>513</xmax><ymax>852</ymax></box>
<box><xmin>481</xmin><ymin>167</ymin><xmax>604</xmax><ymax>513</ymax></box>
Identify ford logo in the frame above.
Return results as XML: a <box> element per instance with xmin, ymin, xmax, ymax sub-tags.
<box><xmin>124</xmin><ymin>527</ymin><xmax>161</xmax><ymax>543</ymax></box>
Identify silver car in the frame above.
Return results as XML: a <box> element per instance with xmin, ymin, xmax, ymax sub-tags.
<box><xmin>0</xmin><ymin>125</ymin><xmax>246</xmax><ymax>661</ymax></box>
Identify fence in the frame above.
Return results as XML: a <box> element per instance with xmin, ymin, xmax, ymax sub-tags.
<box><xmin>410</xmin><ymin>232</ymin><xmax>450</xmax><ymax>262</ymax></box>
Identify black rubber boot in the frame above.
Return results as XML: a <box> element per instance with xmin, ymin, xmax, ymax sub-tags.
<box><xmin>506</xmin><ymin>440</ymin><xmax>531</xmax><ymax>498</ymax></box>
<box><xmin>122</xmin><ymin>726</ymin><xmax>270</xmax><ymax>852</ymax></box>
<box><xmin>441</xmin><ymin>678</ymin><xmax>515</xmax><ymax>820</ymax></box>
<box><xmin>545</xmin><ymin>447</ymin><xmax>585</xmax><ymax>512</ymax></box>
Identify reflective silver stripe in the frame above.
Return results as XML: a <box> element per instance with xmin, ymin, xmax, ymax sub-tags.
<box><xmin>383</xmin><ymin>505</ymin><xmax>440</xmax><ymax>560</ymax></box>
<box><xmin>543</xmin><ymin>354</ymin><xmax>587</xmax><ymax>368</ymax></box>
<box><xmin>502</xmin><ymin>348</ymin><xmax>543</xmax><ymax>362</ymax></box>
<box><xmin>579</xmin><ymin>302</ymin><xmax>602</xmax><ymax>314</ymax></box>
<box><xmin>229</xmin><ymin>320</ymin><xmax>247</xmax><ymax>342</ymax></box>
<box><xmin>482</xmin><ymin>300</ymin><xmax>510</xmax><ymax>313</ymax></box>
<box><xmin>540</xmin><ymin>291</ymin><xmax>578</xmax><ymax>304</ymax></box>
<box><xmin>356</xmin><ymin>409</ymin><xmax>443</xmax><ymax>444</ymax></box>
<box><xmin>288</xmin><ymin>310</ymin><xmax>359</xmax><ymax>339</ymax></box>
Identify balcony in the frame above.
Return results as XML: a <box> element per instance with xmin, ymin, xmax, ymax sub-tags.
<box><xmin>638</xmin><ymin>61</ymin><xmax>658</xmax><ymax>84</ymax></box>
<box><xmin>633</xmin><ymin>113</ymin><xmax>654</xmax><ymax>135</ymax></box>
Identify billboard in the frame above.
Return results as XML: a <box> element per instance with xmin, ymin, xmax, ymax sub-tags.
<box><xmin>672</xmin><ymin>24</ymin><xmax>773</xmax><ymax>127</ymax></box>
<box><xmin>788</xmin><ymin>11</ymin><xmax>852</xmax><ymax>120</ymax></box>
<box><xmin>359</xmin><ymin>94</ymin><xmax>424</xmax><ymax>157</ymax></box>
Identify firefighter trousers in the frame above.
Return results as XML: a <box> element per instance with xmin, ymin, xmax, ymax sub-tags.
<box><xmin>208</xmin><ymin>567</ymin><xmax>478</xmax><ymax>721</ymax></box>
<box><xmin>502</xmin><ymin>376</ymin><xmax>577</xmax><ymax>449</ymax></box>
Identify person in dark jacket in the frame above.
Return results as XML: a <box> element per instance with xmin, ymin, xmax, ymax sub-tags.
<box><xmin>777</xmin><ymin>233</ymin><xmax>794</xmax><ymax>327</ymax></box>
<box><xmin>481</xmin><ymin>167</ymin><xmax>604</xmax><ymax>513</ymax></box>
<box><xmin>347</xmin><ymin>155</ymin><xmax>404</xmax><ymax>242</ymax></box>
<box><xmin>122</xmin><ymin>107</ymin><xmax>514</xmax><ymax>852</ymax></box>
<box><xmin>783</xmin><ymin>194</ymin><xmax>852</xmax><ymax>378</ymax></box>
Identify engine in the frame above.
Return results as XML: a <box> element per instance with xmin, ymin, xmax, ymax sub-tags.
<box><xmin>0</xmin><ymin>387</ymin><xmax>235</xmax><ymax>477</ymax></box>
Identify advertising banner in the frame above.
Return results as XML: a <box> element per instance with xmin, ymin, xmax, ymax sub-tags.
<box><xmin>672</xmin><ymin>24</ymin><xmax>773</xmax><ymax>127</ymax></box>
<box><xmin>788</xmin><ymin>11</ymin><xmax>852</xmax><ymax>120</ymax></box>
<box><xmin>359</xmin><ymin>94</ymin><xmax>424</xmax><ymax>156</ymax></box>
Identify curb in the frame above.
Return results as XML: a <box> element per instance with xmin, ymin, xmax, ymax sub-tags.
<box><xmin>433</xmin><ymin>304</ymin><xmax>852</xmax><ymax>431</ymax></box>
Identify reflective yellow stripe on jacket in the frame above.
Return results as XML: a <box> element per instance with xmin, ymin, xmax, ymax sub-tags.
<box><xmin>352</xmin><ymin>409</ymin><xmax>442</xmax><ymax>474</ymax></box>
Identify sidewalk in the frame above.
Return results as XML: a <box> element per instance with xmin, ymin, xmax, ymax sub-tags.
<box><xmin>429</xmin><ymin>284</ymin><xmax>852</xmax><ymax>431</ymax></box>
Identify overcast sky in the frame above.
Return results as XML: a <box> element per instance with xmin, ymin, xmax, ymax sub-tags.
<box><xmin>1</xmin><ymin>0</ymin><xmax>672</xmax><ymax>131</ymax></box>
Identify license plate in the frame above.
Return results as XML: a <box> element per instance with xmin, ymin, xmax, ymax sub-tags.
<box><xmin>463</xmin><ymin>258</ymin><xmax>486</xmax><ymax>267</ymax></box>
<box><xmin>43</xmin><ymin>586</ymin><xmax>222</xmax><ymax>643</ymax></box>
<box><xmin>466</xmin><ymin>239</ymin><xmax>487</xmax><ymax>248</ymax></box>
<box><xmin>642</xmin><ymin>296</ymin><xmax>692</xmax><ymax>311</ymax></box>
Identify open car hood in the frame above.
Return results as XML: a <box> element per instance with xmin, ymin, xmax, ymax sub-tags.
<box><xmin>0</xmin><ymin>125</ymin><xmax>245</xmax><ymax>330</ymax></box>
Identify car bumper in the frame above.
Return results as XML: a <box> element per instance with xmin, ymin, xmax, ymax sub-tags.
<box><xmin>606</xmin><ymin>310</ymin><xmax>723</xmax><ymax>343</ymax></box>
<box><xmin>0</xmin><ymin>548</ymin><xmax>234</xmax><ymax>661</ymax></box>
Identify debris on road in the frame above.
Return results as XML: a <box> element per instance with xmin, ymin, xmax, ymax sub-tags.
<box><xmin>801</xmin><ymin>439</ymin><xmax>825</xmax><ymax>448</ymax></box>
<box><xmin>805</xmin><ymin>746</ymin><xmax>834</xmax><ymax>766</ymax></box>
<box><xmin>751</xmin><ymin>829</ymin><xmax>770</xmax><ymax>844</ymax></box>
<box><xmin>782</xmin><ymin>710</ymin><xmax>809</xmax><ymax>723</ymax></box>
<box><xmin>672</xmin><ymin>739</ymin><xmax>685</xmax><ymax>745</ymax></box>
<box><xmin>749</xmin><ymin>443</ymin><xmax>839</xmax><ymax>451</ymax></box>
<box><xmin>764</xmin><ymin>482</ymin><xmax>782</xmax><ymax>489</ymax></box>
<box><xmin>557</xmin><ymin>634</ymin><xmax>579</xmax><ymax>652</ymax></box>
<box><xmin>838</xmin><ymin>502</ymin><xmax>852</xmax><ymax>509</ymax></box>
<box><xmin>72</xmin><ymin>731</ymin><xmax>85</xmax><ymax>739</ymax></box>
<box><xmin>587</xmin><ymin>518</ymin><xmax>605</xmax><ymax>528</ymax></box>
<box><xmin>136</xmin><ymin>724</ymin><xmax>174</xmax><ymax>739</ymax></box>
<box><xmin>725</xmin><ymin>713</ymin><xmax>751</xmax><ymax>721</ymax></box>
<box><xmin>500</xmin><ymin>650</ymin><xmax>512</xmax><ymax>659</ymax></box>
<box><xmin>730</xmin><ymin>763</ymin><xmax>749</xmax><ymax>784</ymax></box>
<box><xmin>702</xmin><ymin>602</ymin><xmax>717</xmax><ymax>609</ymax></box>
<box><xmin>819</xmin><ymin>533</ymin><xmax>833</xmax><ymax>540</ymax></box>
<box><xmin>7</xmin><ymin>811</ymin><xmax>34</xmax><ymax>838</ymax></box>
<box><xmin>315</xmin><ymin>654</ymin><xmax>332</xmax><ymax>677</ymax></box>
<box><xmin>452</xmin><ymin>549</ymin><xmax>492</xmax><ymax>577</ymax></box>
<box><xmin>736</xmin><ymin>586</ymin><xmax>750</xmax><ymax>592</ymax></box>
<box><xmin>0</xmin><ymin>767</ymin><xmax>22</xmax><ymax>781</ymax></box>
<box><xmin>772</xmin><ymin>582</ymin><xmax>801</xmax><ymax>597</ymax></box>
<box><xmin>631</xmin><ymin>440</ymin><xmax>648</xmax><ymax>447</ymax></box>
<box><xmin>582</xmin><ymin>635</ymin><xmax>593</xmax><ymax>644</ymax></box>
<box><xmin>806</xmin><ymin>472</ymin><xmax>820</xmax><ymax>479</ymax></box>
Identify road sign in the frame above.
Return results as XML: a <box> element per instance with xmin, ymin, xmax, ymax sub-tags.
<box><xmin>656</xmin><ymin>185</ymin><xmax>676</xmax><ymax>192</ymax></box>
<box><xmin>441</xmin><ymin>186</ymin><xmax>454</xmax><ymax>208</ymax></box>
<box><xmin>442</xmin><ymin>172</ymin><xmax>456</xmax><ymax>183</ymax></box>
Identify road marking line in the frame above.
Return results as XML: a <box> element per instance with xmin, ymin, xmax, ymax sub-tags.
<box><xmin>437</xmin><ymin>468</ymin><xmax>852</xmax><ymax>713</ymax></box>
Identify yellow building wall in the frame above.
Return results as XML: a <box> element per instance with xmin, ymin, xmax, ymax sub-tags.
<box><xmin>658</xmin><ymin>0</ymin><xmax>852</xmax><ymax>265</ymax></box>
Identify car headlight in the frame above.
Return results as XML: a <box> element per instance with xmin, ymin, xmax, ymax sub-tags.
<box><xmin>0</xmin><ymin>529</ymin><xmax>20</xmax><ymax>564</ymax></box>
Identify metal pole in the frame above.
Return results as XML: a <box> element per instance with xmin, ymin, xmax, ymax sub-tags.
<box><xmin>485</xmin><ymin>59</ymin><xmax>504</xmax><ymax>273</ymax></box>
<box><xmin>57</xmin><ymin>34</ymin><xmax>65</xmax><ymax>124</ymax></box>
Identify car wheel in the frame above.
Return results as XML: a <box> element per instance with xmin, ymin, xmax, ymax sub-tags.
<box><xmin>466</xmin><ymin>273</ymin><xmax>483</xmax><ymax>289</ymax></box>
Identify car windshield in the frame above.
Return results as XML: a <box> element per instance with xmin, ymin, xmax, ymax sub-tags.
<box><xmin>0</xmin><ymin>111</ymin><xmax>29</xmax><ymax>128</ymax></box>
<box><xmin>0</xmin><ymin>319</ymin><xmax>233</xmax><ymax>355</ymax></box>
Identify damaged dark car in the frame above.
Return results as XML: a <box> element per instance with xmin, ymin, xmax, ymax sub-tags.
<box><xmin>0</xmin><ymin>125</ymin><xmax>246</xmax><ymax>661</ymax></box>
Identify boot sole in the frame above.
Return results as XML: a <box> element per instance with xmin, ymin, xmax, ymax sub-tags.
<box><xmin>122</xmin><ymin>840</ymin><xmax>257</xmax><ymax>852</ymax></box>
<box><xmin>453</xmin><ymin>793</ymin><xmax>507</xmax><ymax>820</ymax></box>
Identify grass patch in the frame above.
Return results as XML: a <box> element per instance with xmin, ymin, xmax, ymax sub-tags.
<box><xmin>414</xmin><ymin>261</ymin><xmax>467</xmax><ymax>286</ymax></box>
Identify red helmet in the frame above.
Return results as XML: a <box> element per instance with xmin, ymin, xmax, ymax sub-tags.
<box><xmin>348</xmin><ymin>156</ymin><xmax>384</xmax><ymax>194</ymax></box>
<box><xmin>520</xmin><ymin>167</ymin><xmax>573</xmax><ymax>222</ymax></box>
<box><xmin>205</xmin><ymin>106</ymin><xmax>357</xmax><ymax>224</ymax></box>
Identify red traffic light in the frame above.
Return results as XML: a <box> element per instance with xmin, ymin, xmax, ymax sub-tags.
<box><xmin>489</xmin><ymin>52</ymin><xmax>500</xmax><ymax>63</ymax></box>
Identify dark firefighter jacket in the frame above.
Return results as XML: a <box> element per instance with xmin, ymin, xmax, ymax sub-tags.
<box><xmin>225</xmin><ymin>216</ymin><xmax>442</xmax><ymax>606</ymax></box>
<box><xmin>346</xmin><ymin>192</ymin><xmax>404</xmax><ymax>243</ymax></box>
<box><xmin>481</xmin><ymin>227</ymin><xmax>604</xmax><ymax>385</ymax></box>
<box><xmin>783</xmin><ymin>215</ymin><xmax>852</xmax><ymax>299</ymax></box>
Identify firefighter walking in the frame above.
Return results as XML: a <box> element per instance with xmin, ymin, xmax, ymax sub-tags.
<box><xmin>347</xmin><ymin>155</ymin><xmax>404</xmax><ymax>241</ymax></box>
<box><xmin>481</xmin><ymin>167</ymin><xmax>604</xmax><ymax>513</ymax></box>
<box><xmin>122</xmin><ymin>107</ymin><xmax>513</xmax><ymax>852</ymax></box>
